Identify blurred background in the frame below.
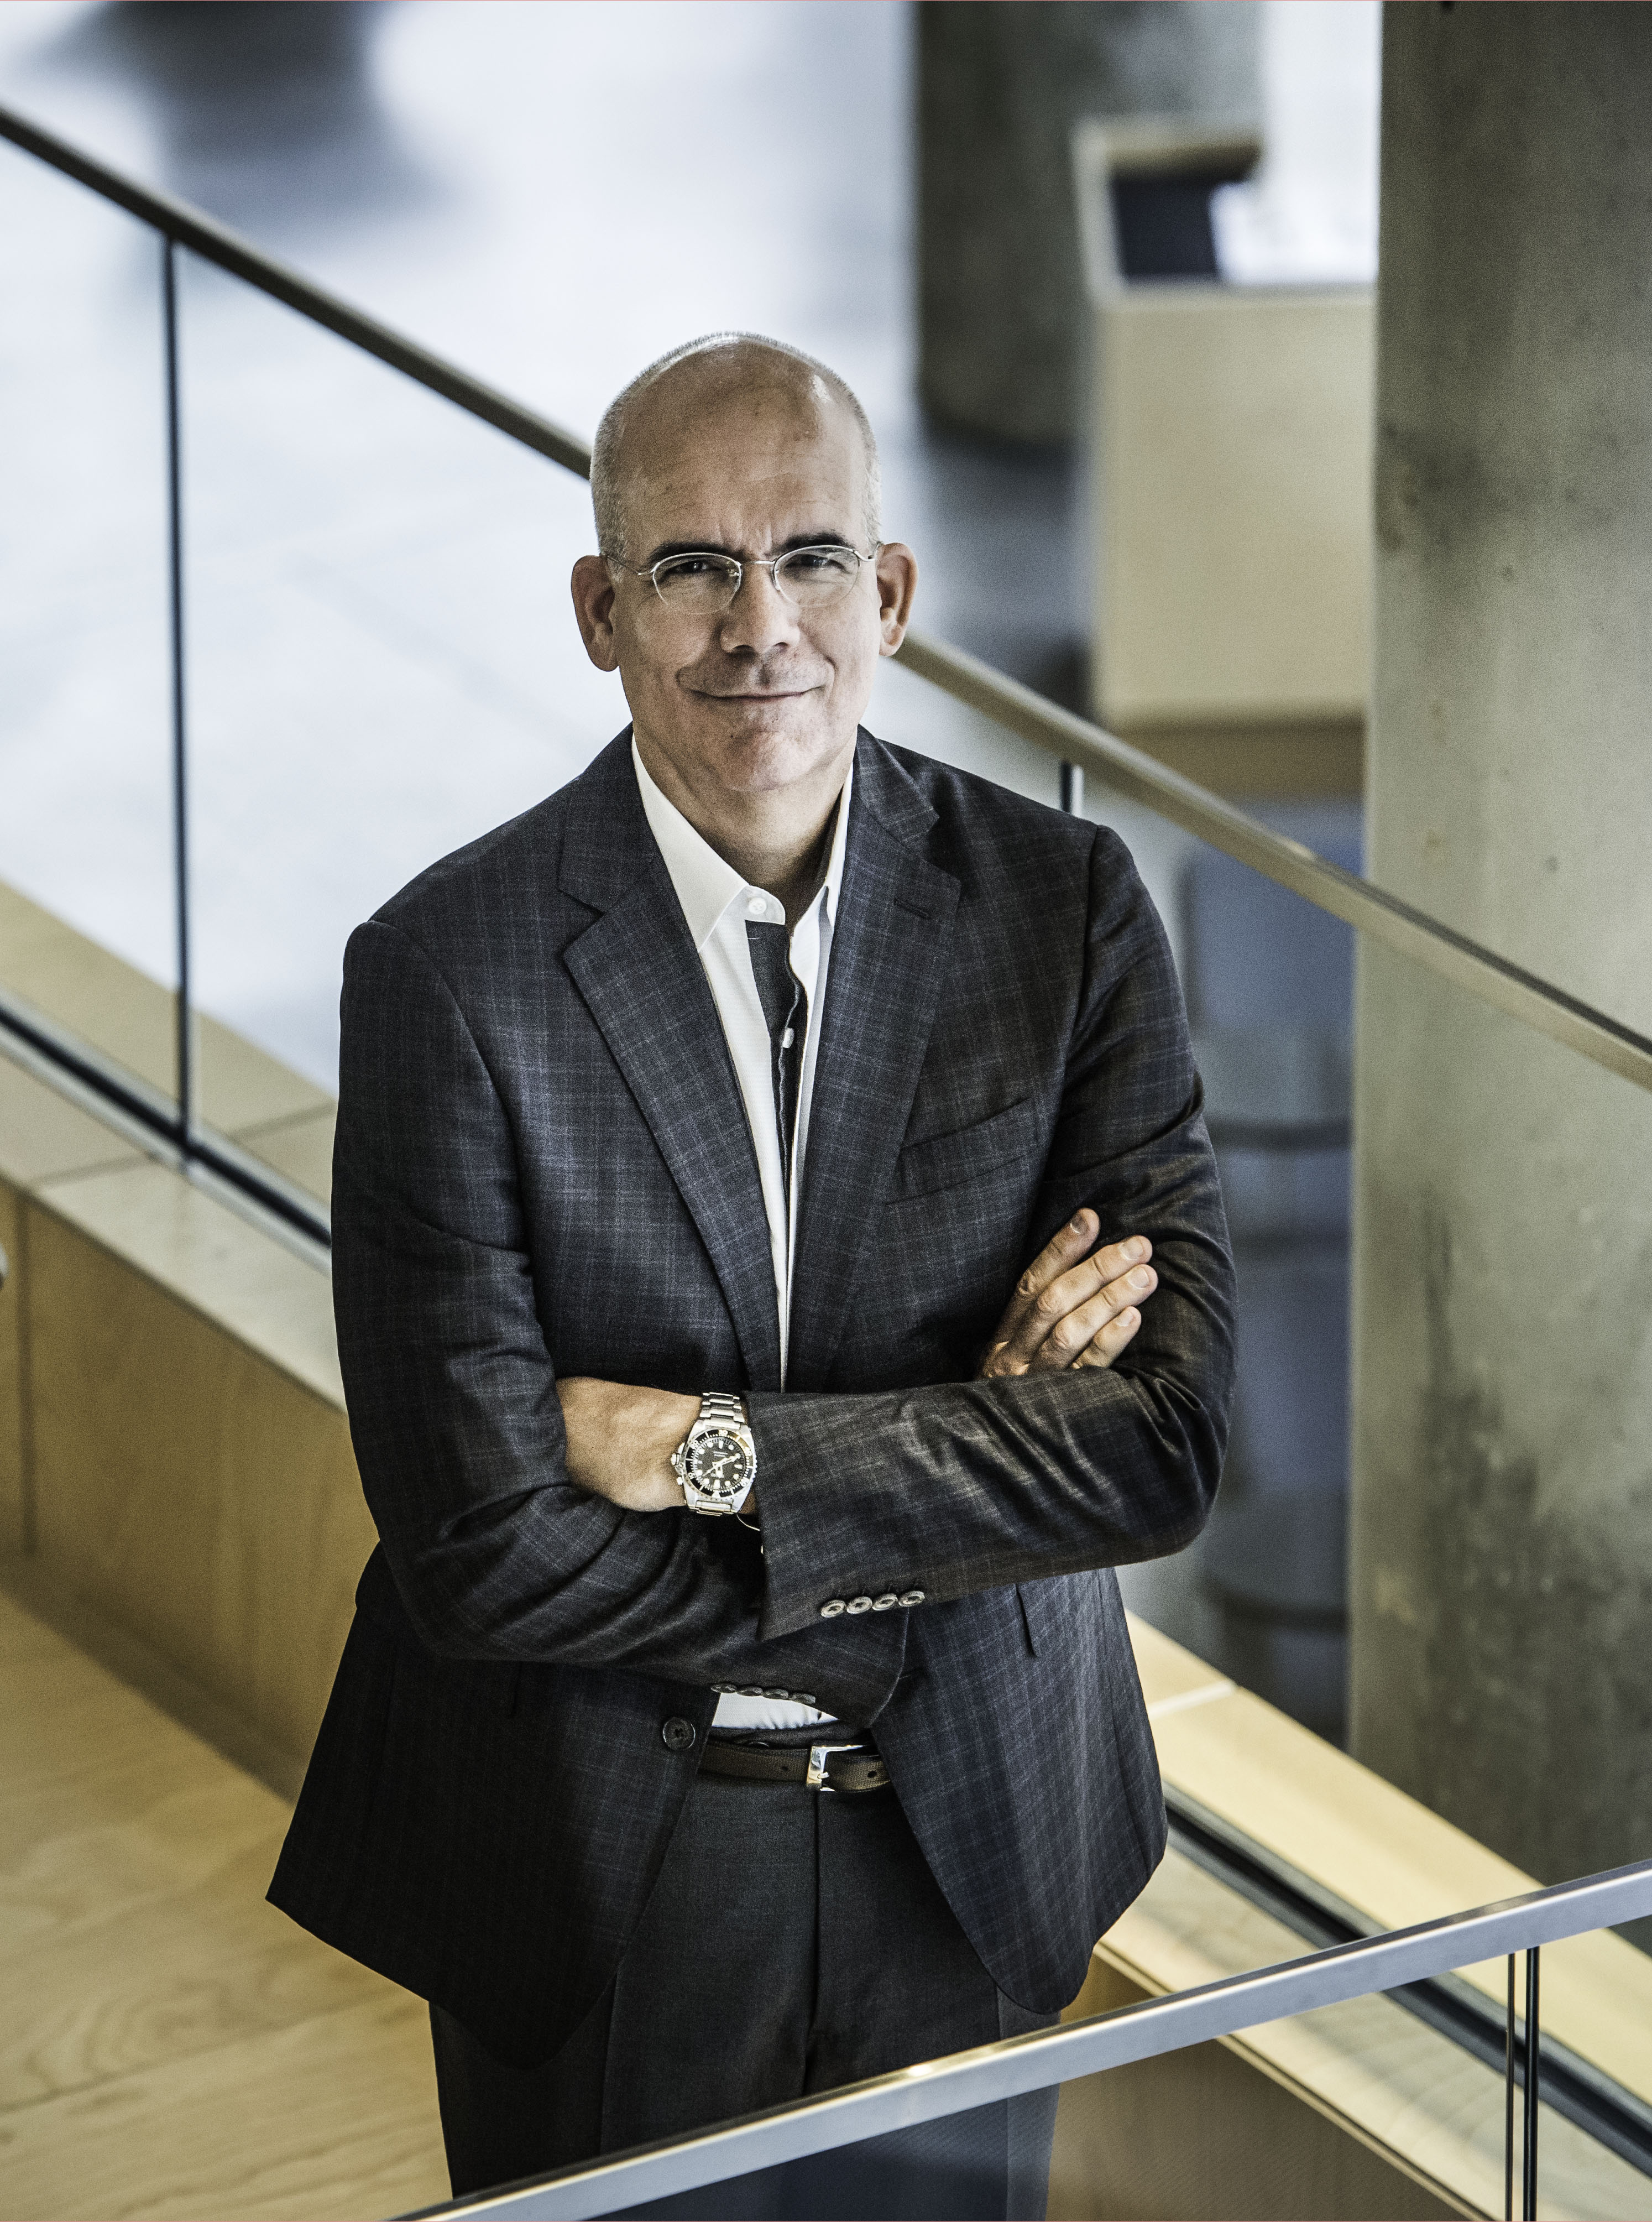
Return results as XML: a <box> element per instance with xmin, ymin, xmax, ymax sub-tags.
<box><xmin>10</xmin><ymin>13</ymin><xmax>1652</xmax><ymax>2215</ymax></box>
<box><xmin>0</xmin><ymin>0</ymin><xmax>1378</xmax><ymax>1735</ymax></box>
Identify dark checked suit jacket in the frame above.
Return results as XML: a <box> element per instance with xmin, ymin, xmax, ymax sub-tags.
<box><xmin>269</xmin><ymin>726</ymin><xmax>1236</xmax><ymax>2070</ymax></box>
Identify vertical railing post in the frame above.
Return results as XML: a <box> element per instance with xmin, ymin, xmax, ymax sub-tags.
<box><xmin>1504</xmin><ymin>1953</ymin><xmax>1515</xmax><ymax>2220</ymax></box>
<box><xmin>1522</xmin><ymin>1946</ymin><xmax>1541</xmax><ymax>2220</ymax></box>
<box><xmin>1060</xmin><ymin>761</ymin><xmax>1084</xmax><ymax>814</ymax></box>
<box><xmin>161</xmin><ymin>234</ymin><xmax>192</xmax><ymax>1158</ymax></box>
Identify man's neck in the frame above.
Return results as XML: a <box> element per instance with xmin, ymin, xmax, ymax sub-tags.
<box><xmin>634</xmin><ymin>733</ymin><xmax>853</xmax><ymax>928</ymax></box>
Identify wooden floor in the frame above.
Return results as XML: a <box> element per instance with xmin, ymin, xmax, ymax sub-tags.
<box><xmin>0</xmin><ymin>1589</ymin><xmax>449</xmax><ymax>2222</ymax></box>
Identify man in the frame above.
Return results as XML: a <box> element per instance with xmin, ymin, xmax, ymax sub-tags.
<box><xmin>270</xmin><ymin>333</ymin><xmax>1235</xmax><ymax>2220</ymax></box>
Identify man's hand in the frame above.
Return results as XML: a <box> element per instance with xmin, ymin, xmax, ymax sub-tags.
<box><xmin>979</xmin><ymin>1209</ymin><xmax>1157</xmax><ymax>1378</ymax></box>
<box><xmin>557</xmin><ymin>1378</ymin><xmax>699</xmax><ymax>1511</ymax></box>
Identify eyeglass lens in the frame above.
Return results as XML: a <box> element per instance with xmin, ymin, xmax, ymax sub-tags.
<box><xmin>651</xmin><ymin>546</ymin><xmax>865</xmax><ymax>612</ymax></box>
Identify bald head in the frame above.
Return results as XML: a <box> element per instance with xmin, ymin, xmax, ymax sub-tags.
<box><xmin>590</xmin><ymin>333</ymin><xmax>881</xmax><ymax>561</ymax></box>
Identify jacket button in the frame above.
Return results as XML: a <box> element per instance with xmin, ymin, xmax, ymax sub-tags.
<box><xmin>898</xmin><ymin>1589</ymin><xmax>926</xmax><ymax>1607</ymax></box>
<box><xmin>873</xmin><ymin>1594</ymin><xmax>898</xmax><ymax>1611</ymax></box>
<box><xmin>819</xmin><ymin>1599</ymin><xmax>847</xmax><ymax>1618</ymax></box>
<box><xmin>661</xmin><ymin>1717</ymin><xmax>697</xmax><ymax>1751</ymax></box>
<box><xmin>846</xmin><ymin>1595</ymin><xmax>874</xmax><ymax>1615</ymax></box>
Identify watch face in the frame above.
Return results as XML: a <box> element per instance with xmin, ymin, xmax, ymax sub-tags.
<box><xmin>684</xmin><ymin>1427</ymin><xmax>752</xmax><ymax>1501</ymax></box>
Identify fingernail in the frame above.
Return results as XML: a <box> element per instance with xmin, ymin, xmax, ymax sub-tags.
<box><xmin>1130</xmin><ymin>1266</ymin><xmax>1153</xmax><ymax>1289</ymax></box>
<box><xmin>1121</xmin><ymin>1307</ymin><xmax>1138</xmax><ymax>1327</ymax></box>
<box><xmin>1070</xmin><ymin>1212</ymin><xmax>1089</xmax><ymax>1233</ymax></box>
<box><xmin>1124</xmin><ymin>1239</ymin><xmax>1146</xmax><ymax>1263</ymax></box>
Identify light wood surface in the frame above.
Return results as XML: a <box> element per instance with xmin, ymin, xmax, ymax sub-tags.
<box><xmin>0</xmin><ymin>1183</ymin><xmax>21</xmax><ymax>1559</ymax></box>
<box><xmin>0</xmin><ymin>1587</ymin><xmax>447</xmax><ymax>2222</ymax></box>
<box><xmin>30</xmin><ymin>1162</ymin><xmax>343</xmax><ymax>1409</ymax></box>
<box><xmin>1075</xmin><ymin>1844</ymin><xmax>1651</xmax><ymax>2221</ymax></box>
<box><xmin>24</xmin><ymin>1199</ymin><xmax>369</xmax><ymax>1766</ymax></box>
<box><xmin>1050</xmin><ymin>1952</ymin><xmax>1459</xmax><ymax>2222</ymax></box>
<box><xmin>0</xmin><ymin>881</ymin><xmax>330</xmax><ymax>1188</ymax></box>
<box><xmin>1130</xmin><ymin>1618</ymin><xmax>1652</xmax><ymax>2126</ymax></box>
<box><xmin>233</xmin><ymin>1108</ymin><xmax>337</xmax><ymax>1208</ymax></box>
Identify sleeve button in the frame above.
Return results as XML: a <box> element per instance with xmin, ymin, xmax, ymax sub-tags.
<box><xmin>661</xmin><ymin>1717</ymin><xmax>697</xmax><ymax>1751</ymax></box>
<box><xmin>794</xmin><ymin>1693</ymin><xmax>817</xmax><ymax>1706</ymax></box>
<box><xmin>898</xmin><ymin>1589</ymin><xmax>926</xmax><ymax>1607</ymax></box>
<box><xmin>819</xmin><ymin>1598</ymin><xmax>847</xmax><ymax>1619</ymax></box>
<box><xmin>846</xmin><ymin>1596</ymin><xmax>874</xmax><ymax>1615</ymax></box>
<box><xmin>872</xmin><ymin>1594</ymin><xmax>898</xmax><ymax>1611</ymax></box>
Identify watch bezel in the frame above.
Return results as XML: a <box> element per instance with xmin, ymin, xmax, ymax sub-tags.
<box><xmin>672</xmin><ymin>1405</ymin><xmax>756</xmax><ymax>1514</ymax></box>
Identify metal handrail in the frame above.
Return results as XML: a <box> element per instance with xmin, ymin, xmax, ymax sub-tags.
<box><xmin>406</xmin><ymin>1857</ymin><xmax>1652</xmax><ymax>2221</ymax></box>
<box><xmin>5</xmin><ymin>98</ymin><xmax>1652</xmax><ymax>1126</ymax></box>
<box><xmin>0</xmin><ymin>103</ymin><xmax>589</xmax><ymax>472</ymax></box>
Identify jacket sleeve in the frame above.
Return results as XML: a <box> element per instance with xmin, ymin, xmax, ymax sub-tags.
<box><xmin>330</xmin><ymin>918</ymin><xmax>903</xmax><ymax>1723</ymax></box>
<box><xmin>746</xmin><ymin>825</ymin><xmax>1237</xmax><ymax>1640</ymax></box>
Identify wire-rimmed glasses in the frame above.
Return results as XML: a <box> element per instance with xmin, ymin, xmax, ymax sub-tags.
<box><xmin>622</xmin><ymin>543</ymin><xmax>880</xmax><ymax>615</ymax></box>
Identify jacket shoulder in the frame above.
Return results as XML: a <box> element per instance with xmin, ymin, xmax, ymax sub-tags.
<box><xmin>866</xmin><ymin>734</ymin><xmax>1128</xmax><ymax>884</ymax></box>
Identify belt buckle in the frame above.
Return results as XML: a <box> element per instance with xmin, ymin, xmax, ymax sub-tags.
<box><xmin>805</xmin><ymin>1742</ymin><xmax>862</xmax><ymax>1794</ymax></box>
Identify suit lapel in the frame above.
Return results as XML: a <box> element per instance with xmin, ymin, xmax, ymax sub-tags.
<box><xmin>561</xmin><ymin>738</ymin><xmax>782</xmax><ymax>1392</ymax></box>
<box><xmin>787</xmin><ymin>736</ymin><xmax>960</xmax><ymax>1388</ymax></box>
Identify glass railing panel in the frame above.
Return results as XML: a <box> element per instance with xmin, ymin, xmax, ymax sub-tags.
<box><xmin>171</xmin><ymin>255</ymin><xmax>618</xmax><ymax>1168</ymax></box>
<box><xmin>0</xmin><ymin>137</ymin><xmax>178</xmax><ymax>1109</ymax></box>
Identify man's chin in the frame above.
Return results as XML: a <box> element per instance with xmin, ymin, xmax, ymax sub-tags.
<box><xmin>689</xmin><ymin>701</ymin><xmax>851</xmax><ymax>791</ymax></box>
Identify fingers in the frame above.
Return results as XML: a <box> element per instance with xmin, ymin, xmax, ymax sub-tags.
<box><xmin>979</xmin><ymin>1212</ymin><xmax>1156</xmax><ymax>1378</ymax></box>
<box><xmin>1065</xmin><ymin>1297</ymin><xmax>1144</xmax><ymax>1371</ymax></box>
<box><xmin>1022</xmin><ymin>1258</ymin><xmax>1156</xmax><ymax>1371</ymax></box>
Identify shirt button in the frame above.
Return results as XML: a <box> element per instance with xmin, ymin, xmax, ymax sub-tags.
<box><xmin>846</xmin><ymin>1595</ymin><xmax>874</xmax><ymax>1615</ymax></box>
<box><xmin>898</xmin><ymin>1589</ymin><xmax>926</xmax><ymax>1607</ymax></box>
<box><xmin>819</xmin><ymin>1599</ymin><xmax>847</xmax><ymax>1619</ymax></box>
<box><xmin>661</xmin><ymin>1717</ymin><xmax>697</xmax><ymax>1751</ymax></box>
<box><xmin>745</xmin><ymin>893</ymin><xmax>770</xmax><ymax>917</ymax></box>
<box><xmin>873</xmin><ymin>1594</ymin><xmax>899</xmax><ymax>1611</ymax></box>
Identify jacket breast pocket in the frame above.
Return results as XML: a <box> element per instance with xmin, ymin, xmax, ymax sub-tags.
<box><xmin>889</xmin><ymin>1097</ymin><xmax>1037</xmax><ymax>1204</ymax></box>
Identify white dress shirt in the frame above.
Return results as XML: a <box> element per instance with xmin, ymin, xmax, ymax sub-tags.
<box><xmin>633</xmin><ymin>739</ymin><xmax>851</xmax><ymax>1731</ymax></box>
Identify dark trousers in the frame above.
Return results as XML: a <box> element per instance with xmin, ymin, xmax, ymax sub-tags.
<box><xmin>430</xmin><ymin>1749</ymin><xmax>1059</xmax><ymax>2220</ymax></box>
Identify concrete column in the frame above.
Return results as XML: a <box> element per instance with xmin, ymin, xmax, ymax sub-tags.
<box><xmin>1352</xmin><ymin>4</ymin><xmax>1652</xmax><ymax>1900</ymax></box>
<box><xmin>917</xmin><ymin>1</ymin><xmax>1259</xmax><ymax>444</ymax></box>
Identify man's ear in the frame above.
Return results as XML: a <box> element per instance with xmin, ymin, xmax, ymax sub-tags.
<box><xmin>874</xmin><ymin>543</ymin><xmax>919</xmax><ymax>656</ymax></box>
<box><xmin>572</xmin><ymin>555</ymin><xmax>621</xmax><ymax>672</ymax></box>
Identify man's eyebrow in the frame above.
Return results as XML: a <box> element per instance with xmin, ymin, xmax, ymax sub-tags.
<box><xmin>637</xmin><ymin>530</ymin><xmax>860</xmax><ymax>567</ymax></box>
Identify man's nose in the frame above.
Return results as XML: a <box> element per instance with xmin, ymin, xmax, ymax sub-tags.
<box><xmin>717</xmin><ymin>561</ymin><xmax>802</xmax><ymax>655</ymax></box>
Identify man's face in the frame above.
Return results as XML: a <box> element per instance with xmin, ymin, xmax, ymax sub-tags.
<box><xmin>573</xmin><ymin>375</ymin><xmax>914</xmax><ymax>808</ymax></box>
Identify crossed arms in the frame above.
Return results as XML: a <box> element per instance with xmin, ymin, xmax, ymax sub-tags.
<box><xmin>332</xmin><ymin>829</ymin><xmax>1235</xmax><ymax>1720</ymax></box>
<box><xmin>557</xmin><ymin>1211</ymin><xmax>1164</xmax><ymax>1511</ymax></box>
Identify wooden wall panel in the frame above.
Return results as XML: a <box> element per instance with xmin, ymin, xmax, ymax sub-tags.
<box><xmin>0</xmin><ymin>1182</ymin><xmax>23</xmax><ymax>1558</ymax></box>
<box><xmin>1049</xmin><ymin>1958</ymin><xmax>1461</xmax><ymax>2222</ymax></box>
<box><xmin>25</xmin><ymin>1204</ymin><xmax>374</xmax><ymax>1770</ymax></box>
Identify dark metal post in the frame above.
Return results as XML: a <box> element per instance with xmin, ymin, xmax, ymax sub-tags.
<box><xmin>1059</xmin><ymin>761</ymin><xmax>1084</xmax><ymax>814</ymax></box>
<box><xmin>1522</xmin><ymin>1947</ymin><xmax>1541</xmax><ymax>2220</ymax></box>
<box><xmin>161</xmin><ymin>235</ymin><xmax>192</xmax><ymax>1156</ymax></box>
<box><xmin>1504</xmin><ymin>1953</ymin><xmax>1515</xmax><ymax>2220</ymax></box>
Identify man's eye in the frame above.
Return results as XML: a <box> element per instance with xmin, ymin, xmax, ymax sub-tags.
<box><xmin>789</xmin><ymin>549</ymin><xmax>853</xmax><ymax>576</ymax></box>
<box><xmin>661</xmin><ymin>555</ymin><xmax>731</xmax><ymax>580</ymax></box>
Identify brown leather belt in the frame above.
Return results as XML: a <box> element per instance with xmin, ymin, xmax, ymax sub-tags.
<box><xmin>699</xmin><ymin>1739</ymin><xmax>892</xmax><ymax>1796</ymax></box>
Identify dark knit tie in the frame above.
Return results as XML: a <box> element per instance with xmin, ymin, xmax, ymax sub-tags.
<box><xmin>745</xmin><ymin>921</ymin><xmax>808</xmax><ymax>1195</ymax></box>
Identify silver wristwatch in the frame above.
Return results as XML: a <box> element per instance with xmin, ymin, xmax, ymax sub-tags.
<box><xmin>670</xmin><ymin>1391</ymin><xmax>757</xmax><ymax>1516</ymax></box>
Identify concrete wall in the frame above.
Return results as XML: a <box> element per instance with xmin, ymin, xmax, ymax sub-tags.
<box><xmin>917</xmin><ymin>1</ymin><xmax>1261</xmax><ymax>443</ymax></box>
<box><xmin>1351</xmin><ymin>4</ymin><xmax>1652</xmax><ymax>1900</ymax></box>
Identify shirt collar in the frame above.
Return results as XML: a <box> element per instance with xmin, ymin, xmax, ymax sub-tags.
<box><xmin>632</xmin><ymin>735</ymin><xmax>853</xmax><ymax>953</ymax></box>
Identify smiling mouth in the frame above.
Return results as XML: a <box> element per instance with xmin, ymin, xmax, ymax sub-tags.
<box><xmin>699</xmin><ymin>687</ymin><xmax>815</xmax><ymax>702</ymax></box>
